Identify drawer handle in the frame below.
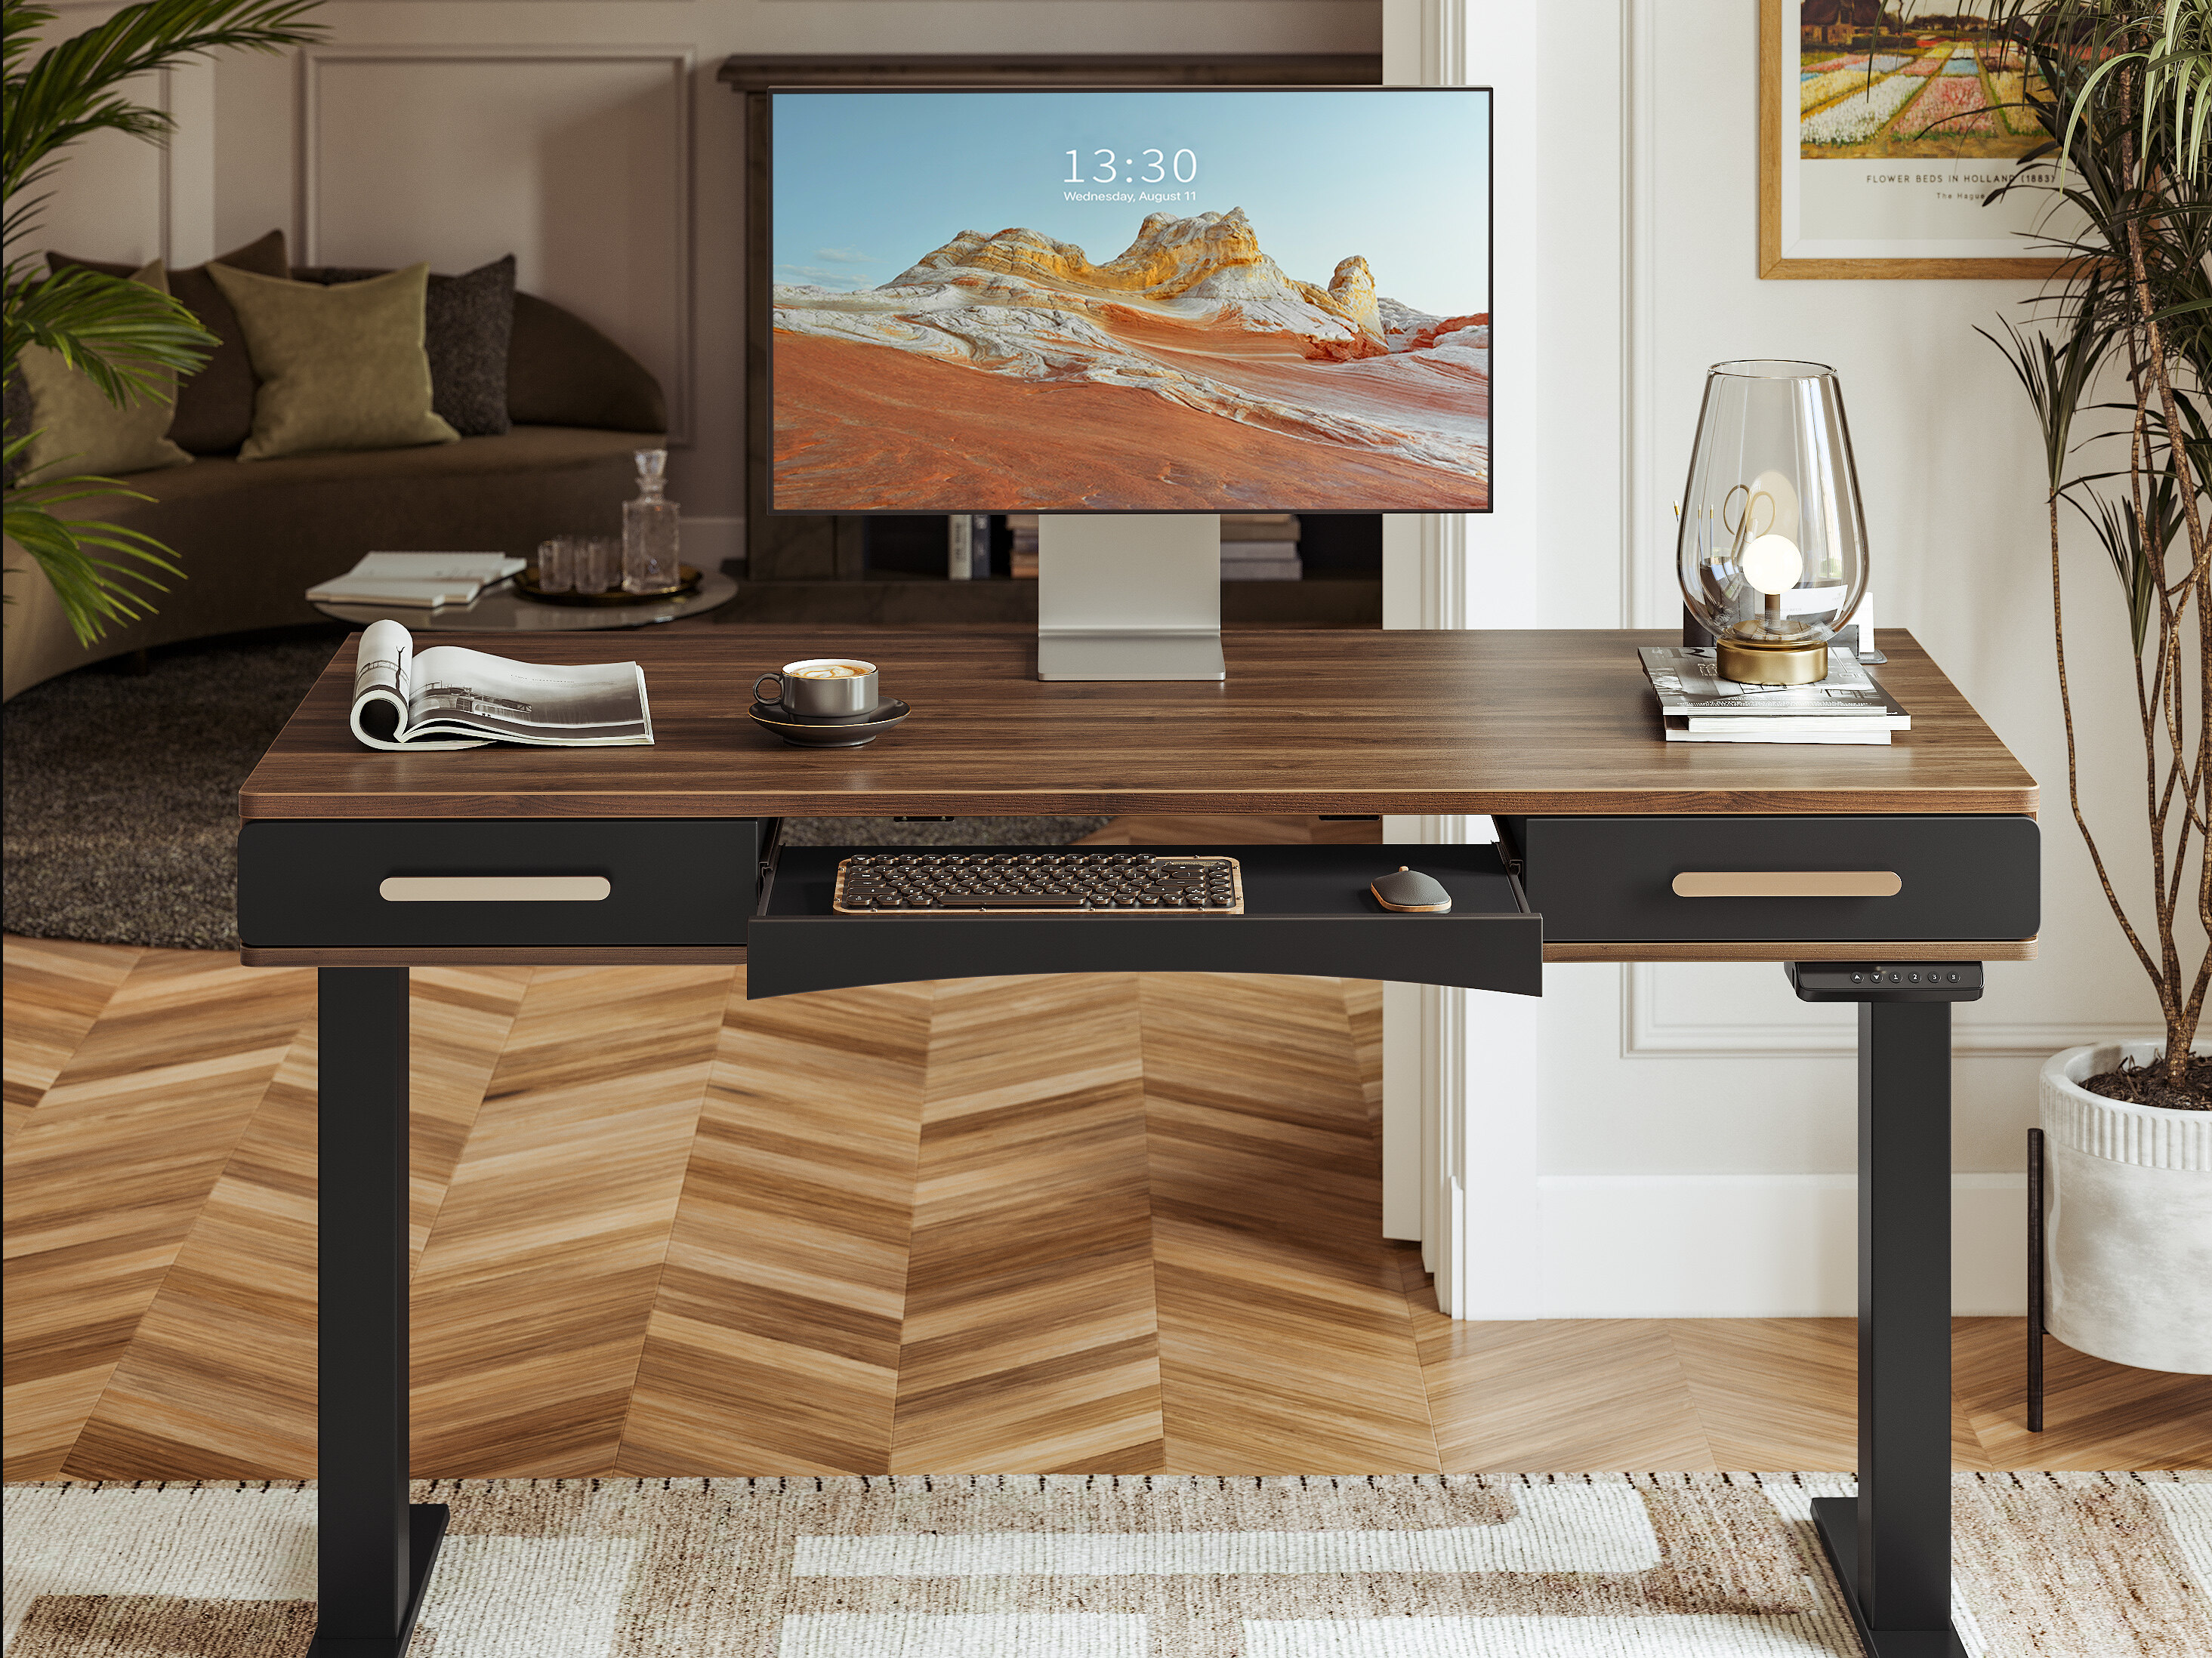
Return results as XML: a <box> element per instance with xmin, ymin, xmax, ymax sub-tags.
<box><xmin>1672</xmin><ymin>871</ymin><xmax>1901</xmax><ymax>898</ymax></box>
<box><xmin>379</xmin><ymin>877</ymin><xmax>611</xmax><ymax>903</ymax></box>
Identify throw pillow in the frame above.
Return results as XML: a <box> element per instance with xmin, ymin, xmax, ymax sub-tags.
<box><xmin>15</xmin><ymin>259</ymin><xmax>193</xmax><ymax>481</ymax></box>
<box><xmin>47</xmin><ymin>230</ymin><xmax>291</xmax><ymax>455</ymax></box>
<box><xmin>303</xmin><ymin>255</ymin><xmax>515</xmax><ymax>436</ymax></box>
<box><xmin>207</xmin><ymin>262</ymin><xmax>460</xmax><ymax>461</ymax></box>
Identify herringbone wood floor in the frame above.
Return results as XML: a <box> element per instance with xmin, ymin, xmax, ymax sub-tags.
<box><xmin>7</xmin><ymin>819</ymin><xmax>2207</xmax><ymax>1481</ymax></box>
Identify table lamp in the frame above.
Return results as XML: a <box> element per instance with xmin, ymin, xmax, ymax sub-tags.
<box><xmin>1677</xmin><ymin>359</ymin><xmax>1868</xmax><ymax>684</ymax></box>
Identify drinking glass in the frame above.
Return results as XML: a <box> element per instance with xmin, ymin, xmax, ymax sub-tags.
<box><xmin>578</xmin><ymin>537</ymin><xmax>621</xmax><ymax>594</ymax></box>
<box><xmin>535</xmin><ymin>536</ymin><xmax>575</xmax><ymax>593</ymax></box>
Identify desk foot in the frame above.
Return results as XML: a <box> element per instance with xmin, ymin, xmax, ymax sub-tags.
<box><xmin>1811</xmin><ymin>1497</ymin><xmax>1967</xmax><ymax>1658</ymax></box>
<box><xmin>304</xmin><ymin>1503</ymin><xmax>449</xmax><ymax>1658</ymax></box>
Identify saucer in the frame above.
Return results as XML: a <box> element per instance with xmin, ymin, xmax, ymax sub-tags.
<box><xmin>748</xmin><ymin>698</ymin><xmax>909</xmax><ymax>747</ymax></box>
<box><xmin>751</xmin><ymin>697</ymin><xmax>890</xmax><ymax>726</ymax></box>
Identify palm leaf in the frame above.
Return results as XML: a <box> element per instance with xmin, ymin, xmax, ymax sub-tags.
<box><xmin>3</xmin><ymin>473</ymin><xmax>178</xmax><ymax>646</ymax></box>
<box><xmin>2</xmin><ymin>0</ymin><xmax>322</xmax><ymax>221</ymax></box>
<box><xmin>2</xmin><ymin>0</ymin><xmax>323</xmax><ymax>646</ymax></box>
<box><xmin>5</xmin><ymin>263</ymin><xmax>216</xmax><ymax>405</ymax></box>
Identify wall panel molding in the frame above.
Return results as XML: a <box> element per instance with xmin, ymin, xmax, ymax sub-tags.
<box><xmin>298</xmin><ymin>42</ymin><xmax>696</xmax><ymax>442</ymax></box>
<box><xmin>1621</xmin><ymin>962</ymin><xmax>2159</xmax><ymax>1058</ymax></box>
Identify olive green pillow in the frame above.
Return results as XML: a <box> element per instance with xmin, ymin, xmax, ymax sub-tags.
<box><xmin>49</xmin><ymin>230</ymin><xmax>293</xmax><ymax>454</ymax></box>
<box><xmin>17</xmin><ymin>260</ymin><xmax>193</xmax><ymax>480</ymax></box>
<box><xmin>207</xmin><ymin>261</ymin><xmax>459</xmax><ymax>461</ymax></box>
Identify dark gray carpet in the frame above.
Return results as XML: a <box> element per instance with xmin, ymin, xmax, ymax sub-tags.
<box><xmin>2</xmin><ymin>633</ymin><xmax>1106</xmax><ymax>951</ymax></box>
<box><xmin>3</xmin><ymin>632</ymin><xmax>350</xmax><ymax>950</ymax></box>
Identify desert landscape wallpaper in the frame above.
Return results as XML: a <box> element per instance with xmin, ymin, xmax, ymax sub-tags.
<box><xmin>770</xmin><ymin>89</ymin><xmax>1492</xmax><ymax>513</ymax></box>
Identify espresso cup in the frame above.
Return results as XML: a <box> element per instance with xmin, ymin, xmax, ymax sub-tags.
<box><xmin>754</xmin><ymin>658</ymin><xmax>878</xmax><ymax>719</ymax></box>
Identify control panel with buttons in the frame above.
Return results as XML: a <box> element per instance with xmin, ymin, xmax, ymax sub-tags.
<box><xmin>1784</xmin><ymin>961</ymin><xmax>1985</xmax><ymax>1003</ymax></box>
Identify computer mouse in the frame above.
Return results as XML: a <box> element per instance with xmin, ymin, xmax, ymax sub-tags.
<box><xmin>1371</xmin><ymin>867</ymin><xmax>1452</xmax><ymax>913</ymax></box>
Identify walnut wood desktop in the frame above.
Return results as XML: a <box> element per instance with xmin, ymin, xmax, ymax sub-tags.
<box><xmin>241</xmin><ymin>626</ymin><xmax>2034</xmax><ymax>821</ymax></box>
<box><xmin>247</xmin><ymin>626</ymin><xmax>2022</xmax><ymax>1658</ymax></box>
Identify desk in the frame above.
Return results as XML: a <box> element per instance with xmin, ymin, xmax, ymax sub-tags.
<box><xmin>238</xmin><ymin>626</ymin><xmax>2037</xmax><ymax>1658</ymax></box>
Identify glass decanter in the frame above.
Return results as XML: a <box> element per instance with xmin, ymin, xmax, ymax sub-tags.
<box><xmin>622</xmin><ymin>449</ymin><xmax>683</xmax><ymax>593</ymax></box>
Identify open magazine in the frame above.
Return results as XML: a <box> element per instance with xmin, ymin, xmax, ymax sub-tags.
<box><xmin>349</xmin><ymin>618</ymin><xmax>652</xmax><ymax>750</ymax></box>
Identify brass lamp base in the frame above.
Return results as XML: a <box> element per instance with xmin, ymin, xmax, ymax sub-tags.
<box><xmin>1717</xmin><ymin>637</ymin><xmax>1828</xmax><ymax>685</ymax></box>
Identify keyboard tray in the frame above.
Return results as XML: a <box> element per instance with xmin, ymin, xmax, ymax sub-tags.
<box><xmin>747</xmin><ymin>843</ymin><xmax>1540</xmax><ymax>1000</ymax></box>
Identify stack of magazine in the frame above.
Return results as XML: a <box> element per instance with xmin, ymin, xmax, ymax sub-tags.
<box><xmin>309</xmin><ymin>550</ymin><xmax>524</xmax><ymax>610</ymax></box>
<box><xmin>1638</xmin><ymin>644</ymin><xmax>1908</xmax><ymax>746</ymax></box>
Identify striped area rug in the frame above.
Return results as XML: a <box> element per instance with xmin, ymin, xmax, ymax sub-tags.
<box><xmin>5</xmin><ymin>1473</ymin><xmax>2207</xmax><ymax>1656</ymax></box>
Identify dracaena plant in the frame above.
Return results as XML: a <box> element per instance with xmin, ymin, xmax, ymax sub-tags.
<box><xmin>1985</xmin><ymin>0</ymin><xmax>2212</xmax><ymax>1105</ymax></box>
<box><xmin>2</xmin><ymin>0</ymin><xmax>320</xmax><ymax>646</ymax></box>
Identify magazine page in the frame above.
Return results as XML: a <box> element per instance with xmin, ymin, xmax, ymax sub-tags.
<box><xmin>349</xmin><ymin>621</ymin><xmax>489</xmax><ymax>751</ymax></box>
<box><xmin>403</xmin><ymin>646</ymin><xmax>652</xmax><ymax>746</ymax></box>
<box><xmin>1637</xmin><ymin>646</ymin><xmax>1902</xmax><ymax>717</ymax></box>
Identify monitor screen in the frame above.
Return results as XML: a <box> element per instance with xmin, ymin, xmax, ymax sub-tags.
<box><xmin>769</xmin><ymin>87</ymin><xmax>1492</xmax><ymax>515</ymax></box>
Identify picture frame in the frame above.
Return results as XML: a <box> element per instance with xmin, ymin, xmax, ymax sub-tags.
<box><xmin>1759</xmin><ymin>0</ymin><xmax>2069</xmax><ymax>279</ymax></box>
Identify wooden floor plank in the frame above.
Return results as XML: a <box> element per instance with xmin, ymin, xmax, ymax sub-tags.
<box><xmin>406</xmin><ymin>966</ymin><xmax>535</xmax><ymax>1274</ymax></box>
<box><xmin>7</xmin><ymin>919</ymin><xmax>2208</xmax><ymax>1482</ymax></box>
<box><xmin>406</xmin><ymin>966</ymin><xmax>731</xmax><ymax>1477</ymax></box>
<box><xmin>1413</xmin><ymin>1311</ymin><xmax>1715</xmax><ymax>1472</ymax></box>
<box><xmin>1341</xmin><ymin>978</ymin><xmax>1384</xmax><ymax>1133</ymax></box>
<box><xmin>63</xmin><ymin>1025</ymin><xmax>319</xmax><ymax>1479</ymax></box>
<box><xmin>1669</xmin><ymin>1317</ymin><xmax>1859</xmax><ymax>1472</ymax></box>
<box><xmin>1143</xmin><ymin>972</ymin><xmax>1437</xmax><ymax>1473</ymax></box>
<box><xmin>1</xmin><ymin>951</ymin><xmax>313</xmax><ymax>1481</ymax></box>
<box><xmin>615</xmin><ymin>972</ymin><xmax>932</xmax><ymax>1475</ymax></box>
<box><xmin>1956</xmin><ymin>1316</ymin><xmax>2212</xmax><ymax>1470</ymax></box>
<box><xmin>2</xmin><ymin>938</ymin><xmax>141</xmax><ymax>1148</ymax></box>
<box><xmin>891</xmin><ymin>974</ymin><xmax>1162</xmax><ymax>1474</ymax></box>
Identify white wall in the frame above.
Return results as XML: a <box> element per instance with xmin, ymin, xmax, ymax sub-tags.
<box><xmin>29</xmin><ymin>0</ymin><xmax>1381</xmax><ymax>574</ymax></box>
<box><xmin>1419</xmin><ymin>0</ymin><xmax>2161</xmax><ymax>1317</ymax></box>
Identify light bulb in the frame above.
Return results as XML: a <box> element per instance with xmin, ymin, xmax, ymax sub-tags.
<box><xmin>1748</xmin><ymin>470</ymin><xmax>1800</xmax><ymax>541</ymax></box>
<box><xmin>1740</xmin><ymin>533</ymin><xmax>1803</xmax><ymax>596</ymax></box>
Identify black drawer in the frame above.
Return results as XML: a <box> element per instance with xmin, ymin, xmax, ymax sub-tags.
<box><xmin>745</xmin><ymin>843</ymin><xmax>1541</xmax><ymax>1000</ymax></box>
<box><xmin>238</xmin><ymin>819</ymin><xmax>761</xmax><ymax>949</ymax></box>
<box><xmin>1498</xmin><ymin>814</ymin><xmax>2038</xmax><ymax>944</ymax></box>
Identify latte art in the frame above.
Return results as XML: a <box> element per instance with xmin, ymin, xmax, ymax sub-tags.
<box><xmin>795</xmin><ymin>664</ymin><xmax>868</xmax><ymax>679</ymax></box>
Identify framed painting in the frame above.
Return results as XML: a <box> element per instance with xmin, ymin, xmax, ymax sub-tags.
<box><xmin>1760</xmin><ymin>0</ymin><xmax>2070</xmax><ymax>279</ymax></box>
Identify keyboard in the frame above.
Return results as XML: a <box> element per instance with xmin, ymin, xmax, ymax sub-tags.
<box><xmin>832</xmin><ymin>852</ymin><xmax>1244</xmax><ymax>914</ymax></box>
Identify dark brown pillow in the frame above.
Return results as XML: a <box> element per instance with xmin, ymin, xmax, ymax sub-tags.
<box><xmin>302</xmin><ymin>255</ymin><xmax>515</xmax><ymax>436</ymax></box>
<box><xmin>507</xmin><ymin>292</ymin><xmax>666</xmax><ymax>433</ymax></box>
<box><xmin>47</xmin><ymin>230</ymin><xmax>290</xmax><ymax>455</ymax></box>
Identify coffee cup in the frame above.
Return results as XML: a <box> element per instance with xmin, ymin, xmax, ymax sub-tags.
<box><xmin>754</xmin><ymin>658</ymin><xmax>879</xmax><ymax>719</ymax></box>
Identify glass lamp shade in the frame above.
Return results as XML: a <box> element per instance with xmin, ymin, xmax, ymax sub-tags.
<box><xmin>1677</xmin><ymin>360</ymin><xmax>1868</xmax><ymax>684</ymax></box>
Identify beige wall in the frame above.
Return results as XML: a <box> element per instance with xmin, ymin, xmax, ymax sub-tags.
<box><xmin>29</xmin><ymin>1</ymin><xmax>1380</xmax><ymax>574</ymax></box>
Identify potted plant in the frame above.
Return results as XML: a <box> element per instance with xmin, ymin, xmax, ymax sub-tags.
<box><xmin>1985</xmin><ymin>0</ymin><xmax>2211</xmax><ymax>1393</ymax></box>
<box><xmin>2</xmin><ymin>0</ymin><xmax>319</xmax><ymax>646</ymax></box>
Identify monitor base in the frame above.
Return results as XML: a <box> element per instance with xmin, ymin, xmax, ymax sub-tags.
<box><xmin>1038</xmin><ymin>513</ymin><xmax>1222</xmax><ymax>682</ymax></box>
<box><xmin>1036</xmin><ymin>630</ymin><xmax>1226</xmax><ymax>682</ymax></box>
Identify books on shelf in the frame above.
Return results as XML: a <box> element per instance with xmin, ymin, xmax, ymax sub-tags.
<box><xmin>1007</xmin><ymin>513</ymin><xmax>1039</xmax><ymax>579</ymax></box>
<box><xmin>348</xmin><ymin>618</ymin><xmax>652</xmax><ymax>750</ymax></box>
<box><xmin>1222</xmin><ymin>513</ymin><xmax>1301</xmax><ymax>580</ymax></box>
<box><xmin>1220</xmin><ymin>541</ymin><xmax>1302</xmax><ymax>581</ymax></box>
<box><xmin>1639</xmin><ymin>644</ymin><xmax>1908</xmax><ymax>746</ymax></box>
<box><xmin>308</xmin><ymin>550</ymin><xmax>525</xmax><ymax>609</ymax></box>
<box><xmin>1220</xmin><ymin>513</ymin><xmax>1300</xmax><ymax>541</ymax></box>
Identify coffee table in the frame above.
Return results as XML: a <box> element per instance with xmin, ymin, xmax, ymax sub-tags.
<box><xmin>311</xmin><ymin>570</ymin><xmax>738</xmax><ymax>632</ymax></box>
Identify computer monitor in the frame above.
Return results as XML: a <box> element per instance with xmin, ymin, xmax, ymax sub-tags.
<box><xmin>768</xmin><ymin>86</ymin><xmax>1492</xmax><ymax>677</ymax></box>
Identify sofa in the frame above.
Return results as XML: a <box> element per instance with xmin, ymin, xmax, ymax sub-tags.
<box><xmin>2</xmin><ymin>288</ymin><xmax>665</xmax><ymax>701</ymax></box>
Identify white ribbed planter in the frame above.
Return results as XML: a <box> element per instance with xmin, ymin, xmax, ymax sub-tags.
<box><xmin>2040</xmin><ymin>1042</ymin><xmax>2212</xmax><ymax>1375</ymax></box>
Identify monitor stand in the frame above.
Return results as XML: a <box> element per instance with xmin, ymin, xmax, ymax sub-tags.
<box><xmin>1036</xmin><ymin>514</ymin><xmax>1224</xmax><ymax>681</ymax></box>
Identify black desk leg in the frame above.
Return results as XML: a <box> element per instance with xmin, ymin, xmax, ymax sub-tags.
<box><xmin>309</xmin><ymin>968</ymin><xmax>449</xmax><ymax>1657</ymax></box>
<box><xmin>1786</xmin><ymin>964</ymin><xmax>1979</xmax><ymax>1658</ymax></box>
